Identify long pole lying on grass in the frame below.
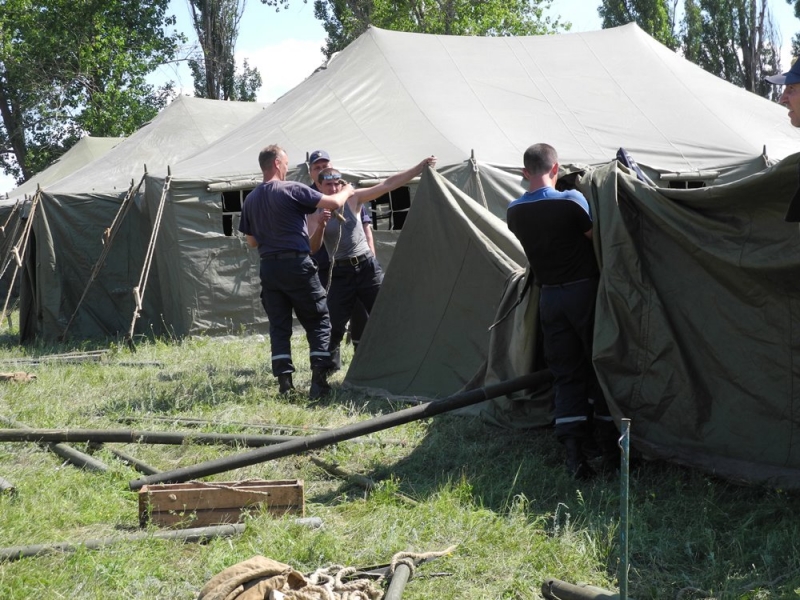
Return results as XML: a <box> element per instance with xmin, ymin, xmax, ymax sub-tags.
<box><xmin>0</xmin><ymin>429</ymin><xmax>298</xmax><ymax>447</ymax></box>
<box><xmin>129</xmin><ymin>370</ymin><xmax>553</xmax><ymax>490</ymax></box>
<box><xmin>0</xmin><ymin>416</ymin><xmax>108</xmax><ymax>472</ymax></box>
<box><xmin>0</xmin><ymin>523</ymin><xmax>245</xmax><ymax>563</ymax></box>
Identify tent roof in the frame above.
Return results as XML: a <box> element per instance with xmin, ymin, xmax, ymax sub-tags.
<box><xmin>45</xmin><ymin>95</ymin><xmax>268</xmax><ymax>193</ymax></box>
<box><xmin>6</xmin><ymin>136</ymin><xmax>122</xmax><ymax>203</ymax></box>
<box><xmin>171</xmin><ymin>24</ymin><xmax>800</xmax><ymax>180</ymax></box>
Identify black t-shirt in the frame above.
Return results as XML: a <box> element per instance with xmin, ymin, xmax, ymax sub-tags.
<box><xmin>507</xmin><ymin>186</ymin><xmax>598</xmax><ymax>285</ymax></box>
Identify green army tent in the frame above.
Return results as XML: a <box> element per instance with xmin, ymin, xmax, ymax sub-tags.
<box><xmin>345</xmin><ymin>156</ymin><xmax>800</xmax><ymax>488</ymax></box>
<box><xmin>18</xmin><ymin>96</ymin><xmax>267</xmax><ymax>342</ymax></box>
<box><xmin>134</xmin><ymin>22</ymin><xmax>800</xmax><ymax>338</ymax></box>
<box><xmin>1</xmin><ymin>136</ymin><xmax>123</xmax><ymax>316</ymax></box>
<box><xmin>4</xmin><ymin>136</ymin><xmax>123</xmax><ymax>204</ymax></box>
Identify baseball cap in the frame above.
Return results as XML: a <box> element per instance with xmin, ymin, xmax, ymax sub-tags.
<box><xmin>765</xmin><ymin>58</ymin><xmax>800</xmax><ymax>85</ymax></box>
<box><xmin>308</xmin><ymin>150</ymin><xmax>331</xmax><ymax>164</ymax></box>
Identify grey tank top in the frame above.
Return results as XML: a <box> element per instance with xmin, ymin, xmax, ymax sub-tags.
<box><xmin>322</xmin><ymin>200</ymin><xmax>371</xmax><ymax>260</ymax></box>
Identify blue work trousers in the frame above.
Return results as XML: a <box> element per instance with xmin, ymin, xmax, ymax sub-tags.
<box><xmin>538</xmin><ymin>277</ymin><xmax>610</xmax><ymax>441</ymax></box>
<box><xmin>327</xmin><ymin>257</ymin><xmax>383</xmax><ymax>358</ymax></box>
<box><xmin>259</xmin><ymin>256</ymin><xmax>335</xmax><ymax>376</ymax></box>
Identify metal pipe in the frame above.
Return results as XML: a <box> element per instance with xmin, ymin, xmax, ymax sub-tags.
<box><xmin>117</xmin><ymin>415</ymin><xmax>329</xmax><ymax>433</ymax></box>
<box><xmin>619</xmin><ymin>418</ymin><xmax>631</xmax><ymax>600</ymax></box>
<box><xmin>0</xmin><ymin>428</ymin><xmax>297</xmax><ymax>447</ymax></box>
<box><xmin>0</xmin><ymin>523</ymin><xmax>245</xmax><ymax>563</ymax></box>
<box><xmin>130</xmin><ymin>370</ymin><xmax>553</xmax><ymax>490</ymax></box>
<box><xmin>104</xmin><ymin>446</ymin><xmax>161</xmax><ymax>475</ymax></box>
<box><xmin>0</xmin><ymin>416</ymin><xmax>108</xmax><ymax>472</ymax></box>
<box><xmin>383</xmin><ymin>562</ymin><xmax>412</xmax><ymax>600</ymax></box>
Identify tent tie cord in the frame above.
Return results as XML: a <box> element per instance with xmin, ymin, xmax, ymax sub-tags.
<box><xmin>127</xmin><ymin>173</ymin><xmax>171</xmax><ymax>345</ymax></box>
<box><xmin>61</xmin><ymin>173</ymin><xmax>147</xmax><ymax>341</ymax></box>
<box><xmin>469</xmin><ymin>154</ymin><xmax>490</xmax><ymax>211</ymax></box>
<box><xmin>0</xmin><ymin>199</ymin><xmax>21</xmax><ymax>232</ymax></box>
<box><xmin>0</xmin><ymin>202</ymin><xmax>24</xmax><ymax>279</ymax></box>
<box><xmin>0</xmin><ymin>189</ymin><xmax>41</xmax><ymax>330</ymax></box>
<box><xmin>325</xmin><ymin>216</ymin><xmax>345</xmax><ymax>295</ymax></box>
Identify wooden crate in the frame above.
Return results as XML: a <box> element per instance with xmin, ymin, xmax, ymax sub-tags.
<box><xmin>138</xmin><ymin>479</ymin><xmax>304</xmax><ymax>528</ymax></box>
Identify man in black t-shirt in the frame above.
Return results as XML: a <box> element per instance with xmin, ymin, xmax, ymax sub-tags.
<box><xmin>239</xmin><ymin>145</ymin><xmax>353</xmax><ymax>398</ymax></box>
<box><xmin>507</xmin><ymin>143</ymin><xmax>615</xmax><ymax>480</ymax></box>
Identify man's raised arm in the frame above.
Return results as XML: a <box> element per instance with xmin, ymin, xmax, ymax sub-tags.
<box><xmin>353</xmin><ymin>156</ymin><xmax>437</xmax><ymax>204</ymax></box>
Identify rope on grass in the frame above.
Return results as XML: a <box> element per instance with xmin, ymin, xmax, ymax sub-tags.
<box><xmin>263</xmin><ymin>547</ymin><xmax>457</xmax><ymax>599</ymax></box>
<box><xmin>388</xmin><ymin>545</ymin><xmax>457</xmax><ymax>581</ymax></box>
<box><xmin>301</xmin><ymin>564</ymin><xmax>382</xmax><ymax>599</ymax></box>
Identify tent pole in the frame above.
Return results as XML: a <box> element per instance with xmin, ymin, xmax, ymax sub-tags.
<box><xmin>62</xmin><ymin>173</ymin><xmax>146</xmax><ymax>340</ymax></box>
<box><xmin>129</xmin><ymin>369</ymin><xmax>554</xmax><ymax>490</ymax></box>
<box><xmin>469</xmin><ymin>149</ymin><xmax>489</xmax><ymax>210</ymax></box>
<box><xmin>126</xmin><ymin>170</ymin><xmax>171</xmax><ymax>348</ymax></box>
<box><xmin>0</xmin><ymin>190</ymin><xmax>41</xmax><ymax>330</ymax></box>
<box><xmin>619</xmin><ymin>418</ymin><xmax>631</xmax><ymax>600</ymax></box>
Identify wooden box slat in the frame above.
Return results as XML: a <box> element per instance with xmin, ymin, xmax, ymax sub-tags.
<box><xmin>139</xmin><ymin>479</ymin><xmax>304</xmax><ymax>528</ymax></box>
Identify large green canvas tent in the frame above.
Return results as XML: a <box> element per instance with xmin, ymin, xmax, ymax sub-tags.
<box><xmin>1</xmin><ymin>136</ymin><xmax>124</xmax><ymax>314</ymax></box>
<box><xmin>134</xmin><ymin>23</ymin><xmax>800</xmax><ymax>338</ymax></box>
<box><xmin>11</xmin><ymin>23</ymin><xmax>800</xmax><ymax>486</ymax></box>
<box><xmin>4</xmin><ymin>136</ymin><xmax>123</xmax><ymax>204</ymax></box>
<box><xmin>346</xmin><ymin>156</ymin><xmax>800</xmax><ymax>488</ymax></box>
<box><xmin>19</xmin><ymin>96</ymin><xmax>267</xmax><ymax>341</ymax></box>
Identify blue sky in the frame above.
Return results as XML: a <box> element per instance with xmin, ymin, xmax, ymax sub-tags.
<box><xmin>3</xmin><ymin>0</ymin><xmax>800</xmax><ymax>194</ymax></box>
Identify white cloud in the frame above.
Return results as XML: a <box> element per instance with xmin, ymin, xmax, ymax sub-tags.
<box><xmin>237</xmin><ymin>38</ymin><xmax>326</xmax><ymax>103</ymax></box>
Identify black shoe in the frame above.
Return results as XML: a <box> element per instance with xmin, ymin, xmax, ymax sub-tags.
<box><xmin>563</xmin><ymin>437</ymin><xmax>596</xmax><ymax>481</ymax></box>
<box><xmin>309</xmin><ymin>368</ymin><xmax>331</xmax><ymax>400</ymax></box>
<box><xmin>277</xmin><ymin>374</ymin><xmax>294</xmax><ymax>395</ymax></box>
<box><xmin>581</xmin><ymin>437</ymin><xmax>603</xmax><ymax>461</ymax></box>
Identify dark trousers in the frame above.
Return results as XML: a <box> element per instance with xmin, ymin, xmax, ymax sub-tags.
<box><xmin>259</xmin><ymin>256</ymin><xmax>334</xmax><ymax>376</ymax></box>
<box><xmin>348</xmin><ymin>300</ymin><xmax>369</xmax><ymax>348</ymax></box>
<box><xmin>538</xmin><ymin>277</ymin><xmax>610</xmax><ymax>441</ymax></box>
<box><xmin>318</xmin><ymin>260</ymin><xmax>369</xmax><ymax>349</ymax></box>
<box><xmin>327</xmin><ymin>257</ymin><xmax>383</xmax><ymax>358</ymax></box>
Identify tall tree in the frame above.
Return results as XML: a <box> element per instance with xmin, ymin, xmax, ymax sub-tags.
<box><xmin>188</xmin><ymin>0</ymin><xmax>263</xmax><ymax>100</ymax></box>
<box><xmin>291</xmin><ymin>0</ymin><xmax>566</xmax><ymax>58</ymax></box>
<box><xmin>0</xmin><ymin>0</ymin><xmax>182</xmax><ymax>184</ymax></box>
<box><xmin>598</xmin><ymin>0</ymin><xmax>679</xmax><ymax>49</ymax></box>
<box><xmin>599</xmin><ymin>0</ymin><xmax>781</xmax><ymax>99</ymax></box>
<box><xmin>786</xmin><ymin>0</ymin><xmax>800</xmax><ymax>61</ymax></box>
<box><xmin>682</xmin><ymin>0</ymin><xmax>780</xmax><ymax>99</ymax></box>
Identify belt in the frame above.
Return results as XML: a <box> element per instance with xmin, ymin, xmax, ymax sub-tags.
<box><xmin>261</xmin><ymin>251</ymin><xmax>309</xmax><ymax>260</ymax></box>
<box><xmin>334</xmin><ymin>252</ymin><xmax>372</xmax><ymax>267</ymax></box>
<box><xmin>540</xmin><ymin>277</ymin><xmax>596</xmax><ymax>289</ymax></box>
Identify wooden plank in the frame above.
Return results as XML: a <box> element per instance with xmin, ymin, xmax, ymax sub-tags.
<box><xmin>144</xmin><ymin>506</ymin><xmax>302</xmax><ymax>528</ymax></box>
<box><xmin>140</xmin><ymin>480</ymin><xmax>299</xmax><ymax>492</ymax></box>
<box><xmin>139</xmin><ymin>480</ymin><xmax>304</xmax><ymax>528</ymax></box>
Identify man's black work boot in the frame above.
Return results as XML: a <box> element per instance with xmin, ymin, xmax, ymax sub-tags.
<box><xmin>594</xmin><ymin>420</ymin><xmax>621</xmax><ymax>474</ymax></box>
<box><xmin>277</xmin><ymin>374</ymin><xmax>294</xmax><ymax>395</ymax></box>
<box><xmin>308</xmin><ymin>367</ymin><xmax>331</xmax><ymax>400</ymax></box>
<box><xmin>563</xmin><ymin>437</ymin><xmax>596</xmax><ymax>481</ymax></box>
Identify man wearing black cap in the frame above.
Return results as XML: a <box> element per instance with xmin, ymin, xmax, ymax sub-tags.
<box><xmin>239</xmin><ymin>145</ymin><xmax>354</xmax><ymax>398</ymax></box>
<box><xmin>307</xmin><ymin>149</ymin><xmax>377</xmax><ymax>358</ymax></box>
<box><xmin>766</xmin><ymin>59</ymin><xmax>800</xmax><ymax>128</ymax></box>
<box><xmin>766</xmin><ymin>59</ymin><xmax>800</xmax><ymax>223</ymax></box>
<box><xmin>310</xmin><ymin>156</ymin><xmax>437</xmax><ymax>375</ymax></box>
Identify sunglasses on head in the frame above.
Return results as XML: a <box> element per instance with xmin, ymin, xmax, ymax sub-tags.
<box><xmin>320</xmin><ymin>172</ymin><xmax>343</xmax><ymax>182</ymax></box>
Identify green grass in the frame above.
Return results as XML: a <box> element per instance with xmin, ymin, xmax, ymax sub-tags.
<box><xmin>1</xmin><ymin>325</ymin><xmax>800</xmax><ymax>599</ymax></box>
